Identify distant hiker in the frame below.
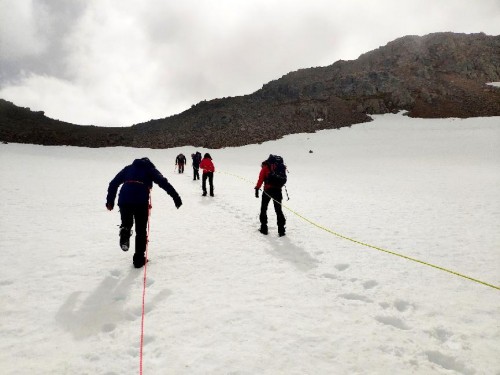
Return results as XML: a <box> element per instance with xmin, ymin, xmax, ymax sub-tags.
<box><xmin>199</xmin><ymin>153</ymin><xmax>215</xmax><ymax>196</ymax></box>
<box><xmin>175</xmin><ymin>153</ymin><xmax>187</xmax><ymax>173</ymax></box>
<box><xmin>255</xmin><ymin>154</ymin><xmax>287</xmax><ymax>236</ymax></box>
<box><xmin>191</xmin><ymin>151</ymin><xmax>202</xmax><ymax>180</ymax></box>
<box><xmin>106</xmin><ymin>157</ymin><xmax>182</xmax><ymax>268</ymax></box>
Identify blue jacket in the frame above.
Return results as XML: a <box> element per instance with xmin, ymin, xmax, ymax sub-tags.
<box><xmin>106</xmin><ymin>158</ymin><xmax>180</xmax><ymax>207</ymax></box>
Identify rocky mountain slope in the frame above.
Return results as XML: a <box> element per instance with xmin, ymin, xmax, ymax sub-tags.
<box><xmin>1</xmin><ymin>32</ymin><xmax>499</xmax><ymax>148</ymax></box>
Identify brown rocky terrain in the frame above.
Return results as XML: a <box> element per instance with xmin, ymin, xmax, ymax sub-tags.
<box><xmin>1</xmin><ymin>32</ymin><xmax>499</xmax><ymax>148</ymax></box>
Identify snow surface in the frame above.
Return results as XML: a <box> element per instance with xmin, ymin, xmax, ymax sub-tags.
<box><xmin>0</xmin><ymin>113</ymin><xmax>499</xmax><ymax>374</ymax></box>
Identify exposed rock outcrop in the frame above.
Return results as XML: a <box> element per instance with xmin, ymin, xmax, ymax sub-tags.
<box><xmin>1</xmin><ymin>32</ymin><xmax>499</xmax><ymax>148</ymax></box>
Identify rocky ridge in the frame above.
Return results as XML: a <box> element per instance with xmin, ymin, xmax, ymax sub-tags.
<box><xmin>1</xmin><ymin>32</ymin><xmax>499</xmax><ymax>148</ymax></box>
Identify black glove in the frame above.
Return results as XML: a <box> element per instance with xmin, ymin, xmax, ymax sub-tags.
<box><xmin>173</xmin><ymin>195</ymin><xmax>182</xmax><ymax>209</ymax></box>
<box><xmin>106</xmin><ymin>202</ymin><xmax>114</xmax><ymax>211</ymax></box>
<box><xmin>255</xmin><ymin>188</ymin><xmax>259</xmax><ymax>198</ymax></box>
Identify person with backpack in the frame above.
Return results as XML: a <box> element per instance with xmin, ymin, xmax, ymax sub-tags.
<box><xmin>191</xmin><ymin>151</ymin><xmax>202</xmax><ymax>180</ymax></box>
<box><xmin>255</xmin><ymin>154</ymin><xmax>287</xmax><ymax>236</ymax></box>
<box><xmin>199</xmin><ymin>153</ymin><xmax>215</xmax><ymax>196</ymax></box>
<box><xmin>175</xmin><ymin>153</ymin><xmax>187</xmax><ymax>173</ymax></box>
<box><xmin>106</xmin><ymin>157</ymin><xmax>182</xmax><ymax>268</ymax></box>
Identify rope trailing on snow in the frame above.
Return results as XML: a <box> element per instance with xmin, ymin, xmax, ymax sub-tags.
<box><xmin>219</xmin><ymin>170</ymin><xmax>500</xmax><ymax>291</ymax></box>
<box><xmin>139</xmin><ymin>194</ymin><xmax>152</xmax><ymax>374</ymax></box>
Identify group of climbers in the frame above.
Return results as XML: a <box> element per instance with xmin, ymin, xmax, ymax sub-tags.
<box><xmin>106</xmin><ymin>153</ymin><xmax>287</xmax><ymax>268</ymax></box>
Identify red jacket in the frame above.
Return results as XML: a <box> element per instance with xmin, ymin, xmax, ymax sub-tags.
<box><xmin>199</xmin><ymin>157</ymin><xmax>215</xmax><ymax>173</ymax></box>
<box><xmin>255</xmin><ymin>164</ymin><xmax>273</xmax><ymax>190</ymax></box>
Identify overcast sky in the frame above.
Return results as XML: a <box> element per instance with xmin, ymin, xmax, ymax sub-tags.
<box><xmin>1</xmin><ymin>0</ymin><xmax>499</xmax><ymax>127</ymax></box>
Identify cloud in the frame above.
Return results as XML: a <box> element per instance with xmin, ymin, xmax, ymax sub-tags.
<box><xmin>0</xmin><ymin>0</ymin><xmax>88</xmax><ymax>82</ymax></box>
<box><xmin>0</xmin><ymin>0</ymin><xmax>44</xmax><ymax>61</ymax></box>
<box><xmin>1</xmin><ymin>0</ymin><xmax>499</xmax><ymax>126</ymax></box>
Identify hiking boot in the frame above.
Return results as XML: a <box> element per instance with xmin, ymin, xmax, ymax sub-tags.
<box><xmin>278</xmin><ymin>227</ymin><xmax>286</xmax><ymax>237</ymax></box>
<box><xmin>259</xmin><ymin>225</ymin><xmax>268</xmax><ymax>235</ymax></box>
<box><xmin>133</xmin><ymin>253</ymin><xmax>146</xmax><ymax>268</ymax></box>
<box><xmin>202</xmin><ymin>192</ymin><xmax>207</xmax><ymax>196</ymax></box>
<box><xmin>119</xmin><ymin>226</ymin><xmax>131</xmax><ymax>251</ymax></box>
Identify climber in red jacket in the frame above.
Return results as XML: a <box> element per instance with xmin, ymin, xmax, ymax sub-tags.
<box><xmin>199</xmin><ymin>153</ymin><xmax>215</xmax><ymax>196</ymax></box>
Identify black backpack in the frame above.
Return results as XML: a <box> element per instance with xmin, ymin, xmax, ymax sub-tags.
<box><xmin>265</xmin><ymin>155</ymin><xmax>287</xmax><ymax>187</ymax></box>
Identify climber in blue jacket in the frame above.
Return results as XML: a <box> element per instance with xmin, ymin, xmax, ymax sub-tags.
<box><xmin>106</xmin><ymin>157</ymin><xmax>182</xmax><ymax>268</ymax></box>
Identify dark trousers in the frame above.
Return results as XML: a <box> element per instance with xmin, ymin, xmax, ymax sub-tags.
<box><xmin>178</xmin><ymin>163</ymin><xmax>185</xmax><ymax>173</ymax></box>
<box><xmin>193</xmin><ymin>167</ymin><xmax>200</xmax><ymax>180</ymax></box>
<box><xmin>202</xmin><ymin>172</ymin><xmax>214</xmax><ymax>195</ymax></box>
<box><xmin>260</xmin><ymin>188</ymin><xmax>286</xmax><ymax>229</ymax></box>
<box><xmin>119</xmin><ymin>204</ymin><xmax>149</xmax><ymax>256</ymax></box>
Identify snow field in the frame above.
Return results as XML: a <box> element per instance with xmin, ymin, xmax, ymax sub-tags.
<box><xmin>0</xmin><ymin>113</ymin><xmax>499</xmax><ymax>374</ymax></box>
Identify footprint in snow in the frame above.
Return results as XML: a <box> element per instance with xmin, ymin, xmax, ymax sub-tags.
<box><xmin>394</xmin><ymin>299</ymin><xmax>415</xmax><ymax>312</ymax></box>
<box><xmin>335</xmin><ymin>263</ymin><xmax>349</xmax><ymax>271</ymax></box>
<box><xmin>363</xmin><ymin>280</ymin><xmax>378</xmax><ymax>289</ymax></box>
<box><xmin>101</xmin><ymin>323</ymin><xmax>116</xmax><ymax>333</ymax></box>
<box><xmin>426</xmin><ymin>327</ymin><xmax>453</xmax><ymax>343</ymax></box>
<box><xmin>425</xmin><ymin>351</ymin><xmax>475</xmax><ymax>375</ymax></box>
<box><xmin>339</xmin><ymin>293</ymin><xmax>372</xmax><ymax>303</ymax></box>
<box><xmin>110</xmin><ymin>269</ymin><xmax>121</xmax><ymax>278</ymax></box>
<box><xmin>374</xmin><ymin>315</ymin><xmax>410</xmax><ymax>330</ymax></box>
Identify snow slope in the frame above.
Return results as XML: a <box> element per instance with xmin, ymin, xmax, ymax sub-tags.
<box><xmin>0</xmin><ymin>113</ymin><xmax>499</xmax><ymax>374</ymax></box>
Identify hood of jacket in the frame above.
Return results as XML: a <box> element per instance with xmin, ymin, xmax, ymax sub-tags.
<box><xmin>132</xmin><ymin>157</ymin><xmax>155</xmax><ymax>169</ymax></box>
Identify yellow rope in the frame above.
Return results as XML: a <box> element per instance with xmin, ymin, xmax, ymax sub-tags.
<box><xmin>219</xmin><ymin>171</ymin><xmax>500</xmax><ymax>291</ymax></box>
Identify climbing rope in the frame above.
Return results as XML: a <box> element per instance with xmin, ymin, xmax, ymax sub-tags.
<box><xmin>139</xmin><ymin>194</ymin><xmax>152</xmax><ymax>375</ymax></box>
<box><xmin>219</xmin><ymin>170</ymin><xmax>499</xmax><ymax>291</ymax></box>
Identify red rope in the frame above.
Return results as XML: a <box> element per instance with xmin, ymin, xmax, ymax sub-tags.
<box><xmin>139</xmin><ymin>195</ymin><xmax>152</xmax><ymax>374</ymax></box>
